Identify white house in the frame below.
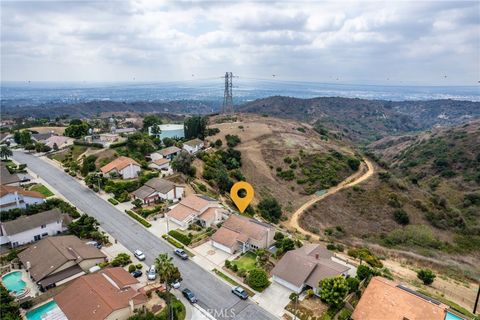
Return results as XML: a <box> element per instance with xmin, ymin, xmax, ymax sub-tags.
<box><xmin>132</xmin><ymin>178</ymin><xmax>184</xmax><ymax>205</ymax></box>
<box><xmin>100</xmin><ymin>156</ymin><xmax>141</xmax><ymax>179</ymax></box>
<box><xmin>211</xmin><ymin>215</ymin><xmax>275</xmax><ymax>254</ymax></box>
<box><xmin>166</xmin><ymin>194</ymin><xmax>228</xmax><ymax>229</ymax></box>
<box><xmin>182</xmin><ymin>138</ymin><xmax>204</xmax><ymax>154</ymax></box>
<box><xmin>0</xmin><ymin>185</ymin><xmax>46</xmax><ymax>212</ymax></box>
<box><xmin>0</xmin><ymin>209</ymin><xmax>71</xmax><ymax>247</ymax></box>
<box><xmin>271</xmin><ymin>244</ymin><xmax>351</xmax><ymax>294</ymax></box>
<box><xmin>148</xmin><ymin>158</ymin><xmax>171</xmax><ymax>171</ymax></box>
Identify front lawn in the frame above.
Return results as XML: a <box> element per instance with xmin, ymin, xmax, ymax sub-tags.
<box><xmin>29</xmin><ymin>184</ymin><xmax>54</xmax><ymax>197</ymax></box>
<box><xmin>231</xmin><ymin>252</ymin><xmax>257</xmax><ymax>271</ymax></box>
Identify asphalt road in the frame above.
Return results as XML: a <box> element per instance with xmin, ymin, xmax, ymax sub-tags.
<box><xmin>13</xmin><ymin>151</ymin><xmax>276</xmax><ymax>320</ymax></box>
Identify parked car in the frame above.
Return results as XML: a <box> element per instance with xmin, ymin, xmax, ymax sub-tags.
<box><xmin>182</xmin><ymin>288</ymin><xmax>197</xmax><ymax>303</ymax></box>
<box><xmin>171</xmin><ymin>280</ymin><xmax>181</xmax><ymax>289</ymax></box>
<box><xmin>147</xmin><ymin>265</ymin><xmax>157</xmax><ymax>280</ymax></box>
<box><xmin>134</xmin><ymin>249</ymin><xmax>146</xmax><ymax>261</ymax></box>
<box><xmin>231</xmin><ymin>286</ymin><xmax>248</xmax><ymax>300</ymax></box>
<box><xmin>131</xmin><ymin>270</ymin><xmax>143</xmax><ymax>278</ymax></box>
<box><xmin>174</xmin><ymin>248</ymin><xmax>188</xmax><ymax>260</ymax></box>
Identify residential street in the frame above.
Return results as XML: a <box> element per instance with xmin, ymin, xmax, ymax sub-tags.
<box><xmin>13</xmin><ymin>151</ymin><xmax>276</xmax><ymax>320</ymax></box>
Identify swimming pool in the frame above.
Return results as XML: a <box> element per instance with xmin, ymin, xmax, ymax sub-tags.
<box><xmin>1</xmin><ymin>271</ymin><xmax>26</xmax><ymax>295</ymax></box>
<box><xmin>445</xmin><ymin>311</ymin><xmax>465</xmax><ymax>320</ymax></box>
<box><xmin>26</xmin><ymin>301</ymin><xmax>60</xmax><ymax>320</ymax></box>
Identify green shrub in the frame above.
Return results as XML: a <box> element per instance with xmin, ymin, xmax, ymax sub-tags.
<box><xmin>128</xmin><ymin>264</ymin><xmax>137</xmax><ymax>273</ymax></box>
<box><xmin>417</xmin><ymin>268</ymin><xmax>436</xmax><ymax>285</ymax></box>
<box><xmin>110</xmin><ymin>253</ymin><xmax>131</xmax><ymax>267</ymax></box>
<box><xmin>346</xmin><ymin>277</ymin><xmax>360</xmax><ymax>293</ymax></box>
<box><xmin>168</xmin><ymin>230</ymin><xmax>191</xmax><ymax>245</ymax></box>
<box><xmin>136</xmin><ymin>264</ymin><xmax>143</xmax><ymax>269</ymax></box>
<box><xmin>347</xmin><ymin>247</ymin><xmax>383</xmax><ymax>268</ymax></box>
<box><xmin>393</xmin><ymin>209</ymin><xmax>410</xmax><ymax>225</ymax></box>
<box><xmin>125</xmin><ymin>210</ymin><xmax>152</xmax><ymax>228</ymax></box>
<box><xmin>356</xmin><ymin>265</ymin><xmax>372</xmax><ymax>280</ymax></box>
<box><xmin>20</xmin><ymin>300</ymin><xmax>33</xmax><ymax>310</ymax></box>
<box><xmin>225</xmin><ymin>260</ymin><xmax>231</xmax><ymax>268</ymax></box>
<box><xmin>108</xmin><ymin>198</ymin><xmax>119</xmax><ymax>205</ymax></box>
<box><xmin>246</xmin><ymin>269</ymin><xmax>270</xmax><ymax>291</ymax></box>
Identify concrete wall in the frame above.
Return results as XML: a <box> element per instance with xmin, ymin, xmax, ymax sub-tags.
<box><xmin>79</xmin><ymin>257</ymin><xmax>106</xmax><ymax>271</ymax></box>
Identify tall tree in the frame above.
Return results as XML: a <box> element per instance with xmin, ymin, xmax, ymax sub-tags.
<box><xmin>142</xmin><ymin>115</ymin><xmax>162</xmax><ymax>132</ymax></box>
<box><xmin>0</xmin><ymin>146</ymin><xmax>12</xmax><ymax>160</ymax></box>
<box><xmin>155</xmin><ymin>253</ymin><xmax>182</xmax><ymax>320</ymax></box>
<box><xmin>184</xmin><ymin>116</ymin><xmax>208</xmax><ymax>139</ymax></box>
<box><xmin>13</xmin><ymin>131</ymin><xmax>31</xmax><ymax>145</ymax></box>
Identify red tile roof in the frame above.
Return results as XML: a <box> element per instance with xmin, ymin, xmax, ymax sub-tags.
<box><xmin>100</xmin><ymin>156</ymin><xmax>139</xmax><ymax>174</ymax></box>
<box><xmin>54</xmin><ymin>267</ymin><xmax>147</xmax><ymax>320</ymax></box>
<box><xmin>351</xmin><ymin>277</ymin><xmax>448</xmax><ymax>320</ymax></box>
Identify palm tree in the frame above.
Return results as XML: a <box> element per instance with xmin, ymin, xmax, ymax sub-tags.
<box><xmin>155</xmin><ymin>253</ymin><xmax>182</xmax><ymax>320</ymax></box>
<box><xmin>0</xmin><ymin>146</ymin><xmax>12</xmax><ymax>160</ymax></box>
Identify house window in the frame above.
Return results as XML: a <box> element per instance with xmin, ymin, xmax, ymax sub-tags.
<box><xmin>41</xmin><ymin>224</ymin><xmax>46</xmax><ymax>228</ymax></box>
<box><xmin>34</xmin><ymin>235</ymin><xmax>41</xmax><ymax>241</ymax></box>
<box><xmin>12</xmin><ymin>242</ymin><xmax>18</xmax><ymax>247</ymax></box>
<box><xmin>41</xmin><ymin>233</ymin><xmax>48</xmax><ymax>237</ymax></box>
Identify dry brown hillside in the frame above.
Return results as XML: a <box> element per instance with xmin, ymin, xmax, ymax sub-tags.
<box><xmin>205</xmin><ymin>113</ymin><xmax>358</xmax><ymax>213</ymax></box>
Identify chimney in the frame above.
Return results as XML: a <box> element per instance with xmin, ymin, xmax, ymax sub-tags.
<box><xmin>315</xmin><ymin>253</ymin><xmax>319</xmax><ymax>260</ymax></box>
<box><xmin>129</xmin><ymin>299</ymin><xmax>134</xmax><ymax>312</ymax></box>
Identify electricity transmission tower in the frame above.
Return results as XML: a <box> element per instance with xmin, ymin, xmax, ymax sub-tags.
<box><xmin>222</xmin><ymin>72</ymin><xmax>234</xmax><ymax>114</ymax></box>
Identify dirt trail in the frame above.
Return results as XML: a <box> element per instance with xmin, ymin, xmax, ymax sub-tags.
<box><xmin>287</xmin><ymin>158</ymin><xmax>375</xmax><ymax>238</ymax></box>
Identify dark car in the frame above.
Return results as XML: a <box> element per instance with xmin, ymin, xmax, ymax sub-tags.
<box><xmin>174</xmin><ymin>248</ymin><xmax>188</xmax><ymax>260</ymax></box>
<box><xmin>130</xmin><ymin>270</ymin><xmax>143</xmax><ymax>278</ymax></box>
<box><xmin>231</xmin><ymin>286</ymin><xmax>248</xmax><ymax>300</ymax></box>
<box><xmin>182</xmin><ymin>288</ymin><xmax>197</xmax><ymax>303</ymax></box>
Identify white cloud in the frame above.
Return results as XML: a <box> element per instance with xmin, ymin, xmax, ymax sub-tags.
<box><xmin>0</xmin><ymin>0</ymin><xmax>478</xmax><ymax>84</ymax></box>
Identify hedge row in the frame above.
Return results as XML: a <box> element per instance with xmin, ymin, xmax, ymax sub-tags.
<box><xmin>162</xmin><ymin>234</ymin><xmax>184</xmax><ymax>248</ymax></box>
<box><xmin>110</xmin><ymin>141</ymin><xmax>128</xmax><ymax>148</ymax></box>
<box><xmin>73</xmin><ymin>140</ymin><xmax>103</xmax><ymax>148</ymax></box>
<box><xmin>108</xmin><ymin>198</ymin><xmax>119</xmax><ymax>205</ymax></box>
<box><xmin>125</xmin><ymin>210</ymin><xmax>151</xmax><ymax>228</ymax></box>
<box><xmin>168</xmin><ymin>230</ymin><xmax>191</xmax><ymax>245</ymax></box>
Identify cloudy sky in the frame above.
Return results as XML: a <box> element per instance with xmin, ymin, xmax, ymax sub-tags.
<box><xmin>1</xmin><ymin>0</ymin><xmax>479</xmax><ymax>85</ymax></box>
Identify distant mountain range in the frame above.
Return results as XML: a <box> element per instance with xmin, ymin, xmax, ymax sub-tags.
<box><xmin>2</xmin><ymin>95</ymin><xmax>479</xmax><ymax>144</ymax></box>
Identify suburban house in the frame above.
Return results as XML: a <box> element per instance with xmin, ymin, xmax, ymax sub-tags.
<box><xmin>54</xmin><ymin>267</ymin><xmax>147</xmax><ymax>320</ymax></box>
<box><xmin>0</xmin><ymin>164</ymin><xmax>22</xmax><ymax>186</ymax></box>
<box><xmin>351</xmin><ymin>277</ymin><xmax>451</xmax><ymax>320</ymax></box>
<box><xmin>148</xmin><ymin>158</ymin><xmax>171</xmax><ymax>171</ymax></box>
<box><xmin>271</xmin><ymin>244</ymin><xmax>351</xmax><ymax>293</ymax></box>
<box><xmin>31</xmin><ymin>132</ymin><xmax>56</xmax><ymax>143</ymax></box>
<box><xmin>155</xmin><ymin>146</ymin><xmax>181</xmax><ymax>160</ymax></box>
<box><xmin>182</xmin><ymin>138</ymin><xmax>204</xmax><ymax>154</ymax></box>
<box><xmin>166</xmin><ymin>194</ymin><xmax>228</xmax><ymax>229</ymax></box>
<box><xmin>45</xmin><ymin>135</ymin><xmax>71</xmax><ymax>149</ymax></box>
<box><xmin>100</xmin><ymin>156</ymin><xmax>141</xmax><ymax>179</ymax></box>
<box><xmin>0</xmin><ymin>185</ymin><xmax>46</xmax><ymax>212</ymax></box>
<box><xmin>211</xmin><ymin>215</ymin><xmax>275</xmax><ymax>254</ymax></box>
<box><xmin>18</xmin><ymin>235</ymin><xmax>107</xmax><ymax>291</ymax></box>
<box><xmin>0</xmin><ymin>209</ymin><xmax>71</xmax><ymax>247</ymax></box>
<box><xmin>132</xmin><ymin>178</ymin><xmax>185</xmax><ymax>204</ymax></box>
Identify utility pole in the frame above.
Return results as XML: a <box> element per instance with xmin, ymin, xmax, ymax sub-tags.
<box><xmin>222</xmin><ymin>72</ymin><xmax>234</xmax><ymax>114</ymax></box>
<box><xmin>474</xmin><ymin>283</ymin><xmax>479</xmax><ymax>315</ymax></box>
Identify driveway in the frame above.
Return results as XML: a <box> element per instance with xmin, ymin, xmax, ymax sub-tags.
<box><xmin>13</xmin><ymin>151</ymin><xmax>276</xmax><ymax>320</ymax></box>
<box><xmin>251</xmin><ymin>281</ymin><xmax>292</xmax><ymax>318</ymax></box>
<box><xmin>191</xmin><ymin>242</ymin><xmax>234</xmax><ymax>269</ymax></box>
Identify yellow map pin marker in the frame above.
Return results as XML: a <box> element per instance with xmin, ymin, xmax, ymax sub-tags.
<box><xmin>230</xmin><ymin>181</ymin><xmax>254</xmax><ymax>213</ymax></box>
